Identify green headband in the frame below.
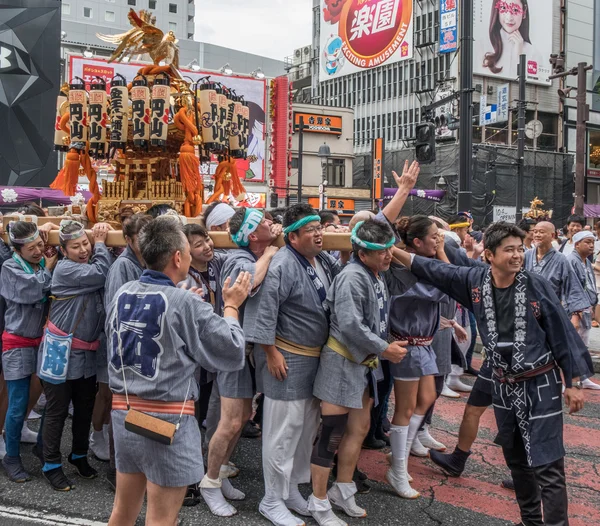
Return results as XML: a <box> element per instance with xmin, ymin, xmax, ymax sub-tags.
<box><xmin>351</xmin><ymin>221</ymin><xmax>395</xmax><ymax>251</ymax></box>
<box><xmin>283</xmin><ymin>215</ymin><xmax>321</xmax><ymax>237</ymax></box>
<box><xmin>231</xmin><ymin>208</ymin><xmax>264</xmax><ymax>247</ymax></box>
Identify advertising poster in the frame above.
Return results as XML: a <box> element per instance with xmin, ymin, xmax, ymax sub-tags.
<box><xmin>439</xmin><ymin>0</ymin><xmax>458</xmax><ymax>54</ymax></box>
<box><xmin>319</xmin><ymin>0</ymin><xmax>414</xmax><ymax>82</ymax></box>
<box><xmin>473</xmin><ymin>0</ymin><xmax>552</xmax><ymax>85</ymax></box>
<box><xmin>69</xmin><ymin>56</ymin><xmax>267</xmax><ymax>182</ymax></box>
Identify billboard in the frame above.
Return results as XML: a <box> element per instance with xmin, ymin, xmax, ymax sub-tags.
<box><xmin>69</xmin><ymin>56</ymin><xmax>267</xmax><ymax>182</ymax></box>
<box><xmin>473</xmin><ymin>0</ymin><xmax>552</xmax><ymax>85</ymax></box>
<box><xmin>319</xmin><ymin>0</ymin><xmax>414</xmax><ymax>82</ymax></box>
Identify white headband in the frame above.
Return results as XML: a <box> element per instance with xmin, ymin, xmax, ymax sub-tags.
<box><xmin>573</xmin><ymin>231</ymin><xmax>594</xmax><ymax>244</ymax></box>
<box><xmin>205</xmin><ymin>203</ymin><xmax>235</xmax><ymax>230</ymax></box>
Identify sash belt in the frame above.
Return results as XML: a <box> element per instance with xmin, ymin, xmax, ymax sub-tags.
<box><xmin>47</xmin><ymin>322</ymin><xmax>100</xmax><ymax>351</ymax></box>
<box><xmin>390</xmin><ymin>332</ymin><xmax>434</xmax><ymax>347</ymax></box>
<box><xmin>112</xmin><ymin>393</ymin><xmax>195</xmax><ymax>416</ymax></box>
<box><xmin>275</xmin><ymin>336</ymin><xmax>321</xmax><ymax>358</ymax></box>
<box><xmin>326</xmin><ymin>336</ymin><xmax>379</xmax><ymax>370</ymax></box>
<box><xmin>493</xmin><ymin>362</ymin><xmax>557</xmax><ymax>385</ymax></box>
<box><xmin>2</xmin><ymin>332</ymin><xmax>42</xmax><ymax>352</ymax></box>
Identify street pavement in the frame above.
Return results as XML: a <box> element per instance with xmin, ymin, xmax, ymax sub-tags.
<box><xmin>0</xmin><ymin>361</ymin><xmax>599</xmax><ymax>525</ymax></box>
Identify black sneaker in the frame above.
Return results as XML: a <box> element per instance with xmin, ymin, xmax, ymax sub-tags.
<box><xmin>183</xmin><ymin>483</ymin><xmax>201</xmax><ymax>507</ymax></box>
<box><xmin>241</xmin><ymin>420</ymin><xmax>261</xmax><ymax>439</ymax></box>
<box><xmin>68</xmin><ymin>454</ymin><xmax>98</xmax><ymax>479</ymax></box>
<box><xmin>355</xmin><ymin>478</ymin><xmax>371</xmax><ymax>494</ymax></box>
<box><xmin>2</xmin><ymin>455</ymin><xmax>31</xmax><ymax>483</ymax></box>
<box><xmin>43</xmin><ymin>466</ymin><xmax>73</xmax><ymax>491</ymax></box>
<box><xmin>429</xmin><ymin>447</ymin><xmax>471</xmax><ymax>478</ymax></box>
<box><xmin>362</xmin><ymin>435</ymin><xmax>386</xmax><ymax>450</ymax></box>
<box><xmin>501</xmin><ymin>478</ymin><xmax>515</xmax><ymax>491</ymax></box>
<box><xmin>106</xmin><ymin>468</ymin><xmax>117</xmax><ymax>492</ymax></box>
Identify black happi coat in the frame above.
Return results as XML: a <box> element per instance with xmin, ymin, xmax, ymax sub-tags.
<box><xmin>411</xmin><ymin>256</ymin><xmax>592</xmax><ymax>467</ymax></box>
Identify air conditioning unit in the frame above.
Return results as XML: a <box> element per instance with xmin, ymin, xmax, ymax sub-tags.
<box><xmin>288</xmin><ymin>67</ymin><xmax>300</xmax><ymax>81</ymax></box>
<box><xmin>302</xmin><ymin>46</ymin><xmax>312</xmax><ymax>63</ymax></box>
<box><xmin>293</xmin><ymin>48</ymin><xmax>302</xmax><ymax>66</ymax></box>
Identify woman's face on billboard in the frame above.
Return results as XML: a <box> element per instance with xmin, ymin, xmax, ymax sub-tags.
<box><xmin>496</xmin><ymin>1</ymin><xmax>525</xmax><ymax>34</ymax></box>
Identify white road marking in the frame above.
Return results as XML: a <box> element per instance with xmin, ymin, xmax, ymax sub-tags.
<box><xmin>0</xmin><ymin>505</ymin><xmax>106</xmax><ymax>525</ymax></box>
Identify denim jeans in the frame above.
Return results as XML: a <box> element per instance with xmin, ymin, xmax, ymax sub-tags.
<box><xmin>5</xmin><ymin>376</ymin><xmax>31</xmax><ymax>457</ymax></box>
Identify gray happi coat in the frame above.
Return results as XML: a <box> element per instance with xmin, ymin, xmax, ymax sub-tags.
<box><xmin>246</xmin><ymin>247</ymin><xmax>341</xmax><ymax>401</ymax></box>
<box><xmin>0</xmin><ymin>256</ymin><xmax>52</xmax><ymax>380</ymax></box>
<box><xmin>313</xmin><ymin>260</ymin><xmax>415</xmax><ymax>409</ymax></box>
<box><xmin>411</xmin><ymin>256</ymin><xmax>592</xmax><ymax>467</ymax></box>
<box><xmin>179</xmin><ymin>252</ymin><xmax>227</xmax><ymax>316</ymax></box>
<box><xmin>567</xmin><ymin>250</ymin><xmax>598</xmax><ymax>330</ymax></box>
<box><xmin>104</xmin><ymin>245</ymin><xmax>143</xmax><ymax>310</ymax></box>
<box><xmin>44</xmin><ymin>242</ymin><xmax>112</xmax><ymax>379</ymax></box>
<box><xmin>106</xmin><ymin>270</ymin><xmax>245</xmax><ymax>403</ymax></box>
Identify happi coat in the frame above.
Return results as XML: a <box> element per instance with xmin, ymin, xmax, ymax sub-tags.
<box><xmin>567</xmin><ymin>250</ymin><xmax>598</xmax><ymax>330</ymax></box>
<box><xmin>410</xmin><ymin>256</ymin><xmax>592</xmax><ymax>467</ymax></box>
<box><xmin>245</xmin><ymin>246</ymin><xmax>341</xmax><ymax>401</ymax></box>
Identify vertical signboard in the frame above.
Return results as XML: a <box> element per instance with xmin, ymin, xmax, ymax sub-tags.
<box><xmin>372</xmin><ymin>138</ymin><xmax>384</xmax><ymax>207</ymax></box>
<box><xmin>440</xmin><ymin>0</ymin><xmax>458</xmax><ymax>54</ymax></box>
<box><xmin>496</xmin><ymin>83</ymin><xmax>510</xmax><ymax>123</ymax></box>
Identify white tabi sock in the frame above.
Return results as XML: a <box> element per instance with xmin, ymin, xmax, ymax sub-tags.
<box><xmin>307</xmin><ymin>494</ymin><xmax>347</xmax><ymax>526</ymax></box>
<box><xmin>199</xmin><ymin>475</ymin><xmax>237</xmax><ymax>517</ymax></box>
<box><xmin>406</xmin><ymin>414</ymin><xmax>425</xmax><ymax>464</ymax></box>
<box><xmin>284</xmin><ymin>483</ymin><xmax>310</xmax><ymax>516</ymax></box>
<box><xmin>260</xmin><ymin>494</ymin><xmax>306</xmax><ymax>526</ymax></box>
<box><xmin>389</xmin><ymin>425</ymin><xmax>408</xmax><ymax>472</ymax></box>
<box><xmin>221</xmin><ymin>478</ymin><xmax>245</xmax><ymax>500</ymax></box>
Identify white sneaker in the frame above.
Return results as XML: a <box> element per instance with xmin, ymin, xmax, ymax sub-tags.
<box><xmin>446</xmin><ymin>376</ymin><xmax>473</xmax><ymax>393</ymax></box>
<box><xmin>418</xmin><ymin>425</ymin><xmax>446</xmax><ymax>451</ymax></box>
<box><xmin>307</xmin><ymin>494</ymin><xmax>347</xmax><ymax>526</ymax></box>
<box><xmin>385</xmin><ymin>467</ymin><xmax>420</xmax><ymax>499</ymax></box>
<box><xmin>260</xmin><ymin>497</ymin><xmax>306</xmax><ymax>526</ymax></box>
<box><xmin>0</xmin><ymin>436</ymin><xmax>6</xmax><ymax>460</ymax></box>
<box><xmin>410</xmin><ymin>435</ymin><xmax>429</xmax><ymax>457</ymax></box>
<box><xmin>89</xmin><ymin>427</ymin><xmax>110</xmax><ymax>461</ymax></box>
<box><xmin>582</xmin><ymin>378</ymin><xmax>600</xmax><ymax>390</ymax></box>
<box><xmin>20</xmin><ymin>423</ymin><xmax>38</xmax><ymax>444</ymax></box>
<box><xmin>441</xmin><ymin>383</ymin><xmax>461</xmax><ymax>398</ymax></box>
<box><xmin>27</xmin><ymin>410</ymin><xmax>42</xmax><ymax>421</ymax></box>
<box><xmin>328</xmin><ymin>482</ymin><xmax>366</xmax><ymax>518</ymax></box>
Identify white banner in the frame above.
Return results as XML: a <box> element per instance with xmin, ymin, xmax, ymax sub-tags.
<box><xmin>473</xmin><ymin>0</ymin><xmax>553</xmax><ymax>85</ymax></box>
<box><xmin>319</xmin><ymin>0</ymin><xmax>414</xmax><ymax>82</ymax></box>
<box><xmin>68</xmin><ymin>56</ymin><xmax>267</xmax><ymax>182</ymax></box>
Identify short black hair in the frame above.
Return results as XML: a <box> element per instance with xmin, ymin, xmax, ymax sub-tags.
<box><xmin>268</xmin><ymin>207</ymin><xmax>287</xmax><ymax>225</ymax></box>
<box><xmin>123</xmin><ymin>213</ymin><xmax>153</xmax><ymax>239</ymax></box>
<box><xmin>567</xmin><ymin>214</ymin><xmax>585</xmax><ymax>227</ymax></box>
<box><xmin>483</xmin><ymin>221</ymin><xmax>525</xmax><ymax>255</ymax></box>
<box><xmin>517</xmin><ymin>218</ymin><xmax>537</xmax><ymax>232</ymax></box>
<box><xmin>228</xmin><ymin>208</ymin><xmax>245</xmax><ymax>236</ymax></box>
<box><xmin>146</xmin><ymin>203</ymin><xmax>175</xmax><ymax>219</ymax></box>
<box><xmin>448</xmin><ymin>214</ymin><xmax>468</xmax><ymax>227</ymax></box>
<box><xmin>283</xmin><ymin>204</ymin><xmax>317</xmax><ymax>229</ymax></box>
<box><xmin>352</xmin><ymin>219</ymin><xmax>394</xmax><ymax>257</ymax></box>
<box><xmin>183</xmin><ymin>223</ymin><xmax>209</xmax><ymax>241</ymax></box>
<box><xmin>16</xmin><ymin>202</ymin><xmax>45</xmax><ymax>217</ymax></box>
<box><xmin>139</xmin><ymin>216</ymin><xmax>187</xmax><ymax>271</ymax></box>
<box><xmin>8</xmin><ymin>221</ymin><xmax>39</xmax><ymax>251</ymax></box>
<box><xmin>319</xmin><ymin>210</ymin><xmax>338</xmax><ymax>226</ymax></box>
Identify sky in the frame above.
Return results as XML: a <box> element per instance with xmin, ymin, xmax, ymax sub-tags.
<box><xmin>195</xmin><ymin>0</ymin><xmax>313</xmax><ymax>61</ymax></box>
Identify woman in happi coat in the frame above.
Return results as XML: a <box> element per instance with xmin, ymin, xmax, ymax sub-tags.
<box><xmin>0</xmin><ymin>221</ymin><xmax>57</xmax><ymax>482</ymax></box>
<box><xmin>309</xmin><ymin>219</ymin><xmax>411</xmax><ymax>526</ymax></box>
<box><xmin>385</xmin><ymin>215</ymin><xmax>450</xmax><ymax>499</ymax></box>
<box><xmin>39</xmin><ymin>221</ymin><xmax>112</xmax><ymax>491</ymax></box>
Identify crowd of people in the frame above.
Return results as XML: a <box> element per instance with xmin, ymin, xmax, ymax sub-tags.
<box><xmin>0</xmin><ymin>162</ymin><xmax>596</xmax><ymax>526</ymax></box>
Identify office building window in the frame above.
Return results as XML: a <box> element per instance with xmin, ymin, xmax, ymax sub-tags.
<box><xmin>327</xmin><ymin>159</ymin><xmax>345</xmax><ymax>187</ymax></box>
<box><xmin>149</xmin><ymin>0</ymin><xmax>156</xmax><ymax>7</ymax></box>
<box><xmin>105</xmin><ymin>10</ymin><xmax>115</xmax><ymax>21</ymax></box>
<box><xmin>62</xmin><ymin>2</ymin><xmax>71</xmax><ymax>14</ymax></box>
<box><xmin>83</xmin><ymin>7</ymin><xmax>92</xmax><ymax>18</ymax></box>
<box><xmin>128</xmin><ymin>0</ymin><xmax>136</xmax><ymax>5</ymax></box>
<box><xmin>169</xmin><ymin>22</ymin><xmax>177</xmax><ymax>32</ymax></box>
<box><xmin>169</xmin><ymin>3</ymin><xmax>177</xmax><ymax>13</ymax></box>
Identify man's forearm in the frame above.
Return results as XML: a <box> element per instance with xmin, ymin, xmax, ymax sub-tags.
<box><xmin>252</xmin><ymin>254</ymin><xmax>274</xmax><ymax>288</ymax></box>
<box><xmin>382</xmin><ymin>187</ymin><xmax>410</xmax><ymax>224</ymax></box>
<box><xmin>391</xmin><ymin>247</ymin><xmax>412</xmax><ymax>269</ymax></box>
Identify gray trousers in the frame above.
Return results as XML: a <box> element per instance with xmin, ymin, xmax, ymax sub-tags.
<box><xmin>503</xmin><ymin>430</ymin><xmax>569</xmax><ymax>526</ymax></box>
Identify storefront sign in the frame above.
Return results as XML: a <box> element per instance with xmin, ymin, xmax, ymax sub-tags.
<box><xmin>294</xmin><ymin>113</ymin><xmax>343</xmax><ymax>135</ymax></box>
<box><xmin>308</xmin><ymin>197</ymin><xmax>355</xmax><ymax>213</ymax></box>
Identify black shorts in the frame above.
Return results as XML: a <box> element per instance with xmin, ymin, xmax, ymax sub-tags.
<box><xmin>466</xmin><ymin>375</ymin><xmax>493</xmax><ymax>407</ymax></box>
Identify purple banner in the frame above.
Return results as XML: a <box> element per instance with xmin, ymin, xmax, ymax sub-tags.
<box><xmin>384</xmin><ymin>188</ymin><xmax>446</xmax><ymax>203</ymax></box>
<box><xmin>0</xmin><ymin>186</ymin><xmax>92</xmax><ymax>207</ymax></box>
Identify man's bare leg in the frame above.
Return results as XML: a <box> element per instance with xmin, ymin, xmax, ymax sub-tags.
<box><xmin>145</xmin><ymin>480</ymin><xmax>187</xmax><ymax>526</ymax></box>
<box><xmin>107</xmin><ymin>471</ymin><xmax>146</xmax><ymax>526</ymax></box>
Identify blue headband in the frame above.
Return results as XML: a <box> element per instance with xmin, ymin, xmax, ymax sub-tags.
<box><xmin>283</xmin><ymin>215</ymin><xmax>321</xmax><ymax>237</ymax></box>
<box><xmin>231</xmin><ymin>209</ymin><xmax>264</xmax><ymax>247</ymax></box>
<box><xmin>351</xmin><ymin>221</ymin><xmax>395</xmax><ymax>251</ymax></box>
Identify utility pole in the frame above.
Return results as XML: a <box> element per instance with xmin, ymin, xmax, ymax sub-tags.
<box><xmin>549</xmin><ymin>61</ymin><xmax>592</xmax><ymax>216</ymax></box>
<box><xmin>458</xmin><ymin>0</ymin><xmax>473</xmax><ymax>213</ymax></box>
<box><xmin>297</xmin><ymin>116</ymin><xmax>304</xmax><ymax>204</ymax></box>
<box><xmin>516</xmin><ymin>54</ymin><xmax>526</xmax><ymax>222</ymax></box>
